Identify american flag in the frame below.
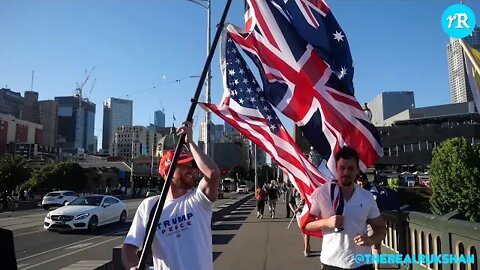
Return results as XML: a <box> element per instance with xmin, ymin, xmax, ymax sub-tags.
<box><xmin>201</xmin><ymin>34</ymin><xmax>333</xmax><ymax>237</ymax></box>
<box><xmin>227</xmin><ymin>0</ymin><xmax>382</xmax><ymax>174</ymax></box>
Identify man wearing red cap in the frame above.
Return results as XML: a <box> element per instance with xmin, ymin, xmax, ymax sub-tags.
<box><xmin>122</xmin><ymin>121</ymin><xmax>220</xmax><ymax>270</ymax></box>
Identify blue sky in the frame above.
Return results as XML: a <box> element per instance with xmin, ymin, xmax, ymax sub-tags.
<box><xmin>0</xmin><ymin>0</ymin><xmax>479</xmax><ymax>146</ymax></box>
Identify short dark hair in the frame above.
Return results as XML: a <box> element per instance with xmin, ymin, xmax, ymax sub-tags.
<box><xmin>335</xmin><ymin>146</ymin><xmax>359</xmax><ymax>167</ymax></box>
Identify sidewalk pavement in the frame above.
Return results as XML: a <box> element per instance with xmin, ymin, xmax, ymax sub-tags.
<box><xmin>213</xmin><ymin>198</ymin><xmax>323</xmax><ymax>270</ymax></box>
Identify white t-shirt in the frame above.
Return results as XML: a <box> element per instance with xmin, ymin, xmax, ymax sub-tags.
<box><xmin>124</xmin><ymin>187</ymin><xmax>213</xmax><ymax>270</ymax></box>
<box><xmin>310</xmin><ymin>183</ymin><xmax>381</xmax><ymax>269</ymax></box>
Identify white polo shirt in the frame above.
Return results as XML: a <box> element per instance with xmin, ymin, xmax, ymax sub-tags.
<box><xmin>310</xmin><ymin>183</ymin><xmax>381</xmax><ymax>269</ymax></box>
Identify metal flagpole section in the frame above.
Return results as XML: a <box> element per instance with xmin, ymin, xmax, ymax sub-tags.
<box><xmin>136</xmin><ymin>1</ymin><xmax>233</xmax><ymax>269</ymax></box>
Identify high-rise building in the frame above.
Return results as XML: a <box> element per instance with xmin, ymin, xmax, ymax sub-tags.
<box><xmin>213</xmin><ymin>124</ymin><xmax>225</xmax><ymax>143</ymax></box>
<box><xmin>199</xmin><ymin>121</ymin><xmax>215</xmax><ymax>143</ymax></box>
<box><xmin>55</xmin><ymin>96</ymin><xmax>96</xmax><ymax>154</ymax></box>
<box><xmin>154</xmin><ymin>110</ymin><xmax>165</xmax><ymax>128</ymax></box>
<box><xmin>102</xmin><ymin>98</ymin><xmax>133</xmax><ymax>152</ymax></box>
<box><xmin>447</xmin><ymin>27</ymin><xmax>480</xmax><ymax>104</ymax></box>
<box><xmin>38</xmin><ymin>100</ymin><xmax>58</xmax><ymax>147</ymax></box>
<box><xmin>367</xmin><ymin>91</ymin><xmax>415</xmax><ymax>126</ymax></box>
<box><xmin>23</xmin><ymin>91</ymin><xmax>40</xmax><ymax>124</ymax></box>
<box><xmin>111</xmin><ymin>126</ymin><xmax>162</xmax><ymax>161</ymax></box>
<box><xmin>0</xmin><ymin>88</ymin><xmax>23</xmax><ymax>118</ymax></box>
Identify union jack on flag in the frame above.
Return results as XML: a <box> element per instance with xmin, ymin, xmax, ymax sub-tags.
<box><xmin>201</xmin><ymin>34</ymin><xmax>335</xmax><ymax>237</ymax></box>
<box><xmin>228</xmin><ymin>0</ymin><xmax>382</xmax><ymax>174</ymax></box>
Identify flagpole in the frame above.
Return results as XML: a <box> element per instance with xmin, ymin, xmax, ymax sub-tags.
<box><xmin>459</xmin><ymin>39</ymin><xmax>480</xmax><ymax>74</ymax></box>
<box><xmin>136</xmin><ymin>1</ymin><xmax>233</xmax><ymax>269</ymax></box>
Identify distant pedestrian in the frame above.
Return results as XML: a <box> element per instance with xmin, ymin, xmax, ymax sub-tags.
<box><xmin>267</xmin><ymin>182</ymin><xmax>278</xmax><ymax>218</ymax></box>
<box><xmin>289</xmin><ymin>187</ymin><xmax>311</xmax><ymax>257</ymax></box>
<box><xmin>255</xmin><ymin>186</ymin><xmax>267</xmax><ymax>218</ymax></box>
<box><xmin>284</xmin><ymin>182</ymin><xmax>293</xmax><ymax>218</ymax></box>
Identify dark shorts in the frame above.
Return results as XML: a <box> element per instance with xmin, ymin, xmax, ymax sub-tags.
<box><xmin>322</xmin><ymin>264</ymin><xmax>374</xmax><ymax>270</ymax></box>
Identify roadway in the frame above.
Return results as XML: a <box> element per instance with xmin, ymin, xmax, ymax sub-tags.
<box><xmin>1</xmin><ymin>192</ymin><xmax>246</xmax><ymax>270</ymax></box>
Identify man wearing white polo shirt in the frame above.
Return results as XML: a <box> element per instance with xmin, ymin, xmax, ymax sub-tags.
<box><xmin>305</xmin><ymin>147</ymin><xmax>386</xmax><ymax>270</ymax></box>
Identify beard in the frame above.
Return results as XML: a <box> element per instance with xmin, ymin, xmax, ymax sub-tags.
<box><xmin>339</xmin><ymin>176</ymin><xmax>355</xmax><ymax>187</ymax></box>
<box><xmin>172</xmin><ymin>175</ymin><xmax>196</xmax><ymax>190</ymax></box>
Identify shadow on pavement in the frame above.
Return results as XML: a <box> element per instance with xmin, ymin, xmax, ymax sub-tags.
<box><xmin>224</xmin><ymin>215</ymin><xmax>249</xmax><ymax>222</ymax></box>
<box><xmin>213</xmin><ymin>252</ymin><xmax>222</xmax><ymax>261</ymax></box>
<box><xmin>212</xmin><ymin>223</ymin><xmax>242</xmax><ymax>231</ymax></box>
<box><xmin>212</xmin><ymin>234</ymin><xmax>235</xmax><ymax>245</ymax></box>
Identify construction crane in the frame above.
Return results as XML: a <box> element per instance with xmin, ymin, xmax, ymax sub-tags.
<box><xmin>89</xmin><ymin>78</ymin><xmax>97</xmax><ymax>94</ymax></box>
<box><xmin>75</xmin><ymin>66</ymin><xmax>96</xmax><ymax>101</ymax></box>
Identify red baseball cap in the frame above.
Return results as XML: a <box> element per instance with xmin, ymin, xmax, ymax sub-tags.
<box><xmin>158</xmin><ymin>149</ymin><xmax>194</xmax><ymax>178</ymax></box>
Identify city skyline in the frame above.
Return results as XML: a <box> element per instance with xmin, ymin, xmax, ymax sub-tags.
<box><xmin>102</xmin><ymin>97</ymin><xmax>133</xmax><ymax>152</ymax></box>
<box><xmin>1</xmin><ymin>0</ymin><xmax>480</xmax><ymax>148</ymax></box>
<box><xmin>447</xmin><ymin>27</ymin><xmax>480</xmax><ymax>104</ymax></box>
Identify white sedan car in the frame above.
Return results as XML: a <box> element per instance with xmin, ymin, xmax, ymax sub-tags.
<box><xmin>236</xmin><ymin>185</ymin><xmax>249</xmax><ymax>194</ymax></box>
<box><xmin>44</xmin><ymin>195</ymin><xmax>127</xmax><ymax>232</ymax></box>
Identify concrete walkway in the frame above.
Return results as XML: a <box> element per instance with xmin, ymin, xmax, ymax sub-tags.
<box><xmin>213</xmin><ymin>198</ymin><xmax>323</xmax><ymax>270</ymax></box>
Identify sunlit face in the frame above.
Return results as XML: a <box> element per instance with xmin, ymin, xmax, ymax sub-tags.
<box><xmin>172</xmin><ymin>162</ymin><xmax>197</xmax><ymax>190</ymax></box>
<box><xmin>336</xmin><ymin>158</ymin><xmax>359</xmax><ymax>187</ymax></box>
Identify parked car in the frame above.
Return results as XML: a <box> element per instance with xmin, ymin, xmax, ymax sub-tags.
<box><xmin>44</xmin><ymin>195</ymin><xmax>127</xmax><ymax>232</ymax></box>
<box><xmin>42</xmin><ymin>191</ymin><xmax>79</xmax><ymax>210</ymax></box>
<box><xmin>236</xmin><ymin>185</ymin><xmax>249</xmax><ymax>194</ymax></box>
<box><xmin>146</xmin><ymin>189</ymin><xmax>160</xmax><ymax>197</ymax></box>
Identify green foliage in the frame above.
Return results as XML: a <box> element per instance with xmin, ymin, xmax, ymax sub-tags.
<box><xmin>21</xmin><ymin>163</ymin><xmax>87</xmax><ymax>192</ymax></box>
<box><xmin>229</xmin><ymin>165</ymin><xmax>247</xmax><ymax>180</ymax></box>
<box><xmin>430</xmin><ymin>137</ymin><xmax>480</xmax><ymax>222</ymax></box>
<box><xmin>0</xmin><ymin>155</ymin><xmax>31</xmax><ymax>191</ymax></box>
<box><xmin>257</xmin><ymin>165</ymin><xmax>275</xmax><ymax>185</ymax></box>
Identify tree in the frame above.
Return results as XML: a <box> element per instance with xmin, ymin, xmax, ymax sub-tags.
<box><xmin>257</xmin><ymin>165</ymin><xmax>274</xmax><ymax>186</ymax></box>
<box><xmin>430</xmin><ymin>137</ymin><xmax>480</xmax><ymax>222</ymax></box>
<box><xmin>0</xmin><ymin>155</ymin><xmax>31</xmax><ymax>191</ymax></box>
<box><xmin>21</xmin><ymin>163</ymin><xmax>87</xmax><ymax>192</ymax></box>
<box><xmin>229</xmin><ymin>165</ymin><xmax>247</xmax><ymax>184</ymax></box>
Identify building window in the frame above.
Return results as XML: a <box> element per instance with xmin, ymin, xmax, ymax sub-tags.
<box><xmin>427</xmin><ymin>141</ymin><xmax>433</xmax><ymax>150</ymax></box>
<box><xmin>391</xmin><ymin>146</ymin><xmax>398</xmax><ymax>157</ymax></box>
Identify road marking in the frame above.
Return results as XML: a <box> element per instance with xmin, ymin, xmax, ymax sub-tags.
<box><xmin>65</xmin><ymin>243</ymin><xmax>92</xmax><ymax>249</ymax></box>
<box><xmin>15</xmin><ymin>229</ymin><xmax>45</xmax><ymax>237</ymax></box>
<box><xmin>20</xmin><ymin>236</ymin><xmax>123</xmax><ymax>270</ymax></box>
<box><xmin>17</xmin><ymin>264</ymin><xmax>29</xmax><ymax>268</ymax></box>
<box><xmin>16</xmin><ymin>227</ymin><xmax>126</xmax><ymax>262</ymax></box>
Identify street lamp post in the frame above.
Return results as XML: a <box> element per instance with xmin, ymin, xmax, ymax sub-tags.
<box><xmin>363</xmin><ymin>102</ymin><xmax>372</xmax><ymax>121</ymax></box>
<box><xmin>185</xmin><ymin>0</ymin><xmax>211</xmax><ymax>157</ymax></box>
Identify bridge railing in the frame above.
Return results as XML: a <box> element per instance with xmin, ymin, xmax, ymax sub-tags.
<box><xmin>381</xmin><ymin>210</ymin><xmax>479</xmax><ymax>270</ymax></box>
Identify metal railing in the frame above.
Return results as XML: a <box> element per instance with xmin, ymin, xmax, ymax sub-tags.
<box><xmin>381</xmin><ymin>210</ymin><xmax>479</xmax><ymax>270</ymax></box>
